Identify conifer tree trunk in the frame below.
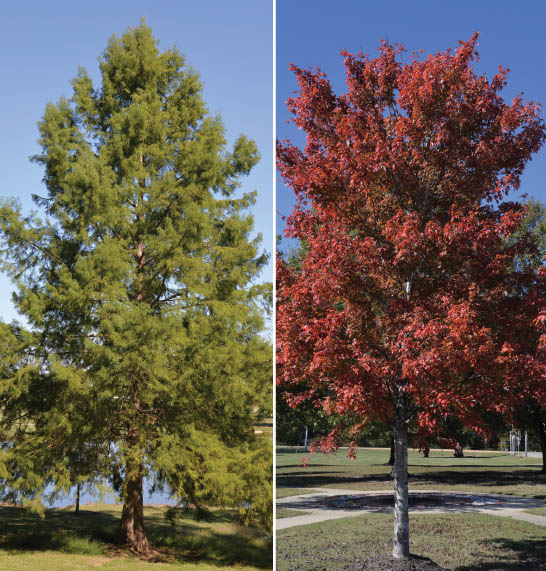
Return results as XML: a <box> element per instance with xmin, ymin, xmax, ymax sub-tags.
<box><xmin>119</xmin><ymin>226</ymin><xmax>150</xmax><ymax>554</ymax></box>
<box><xmin>392</xmin><ymin>397</ymin><xmax>410</xmax><ymax>559</ymax></box>
<box><xmin>119</xmin><ymin>427</ymin><xmax>150</xmax><ymax>555</ymax></box>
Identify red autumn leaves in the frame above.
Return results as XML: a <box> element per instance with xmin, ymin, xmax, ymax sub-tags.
<box><xmin>277</xmin><ymin>34</ymin><xmax>546</xmax><ymax>448</ymax></box>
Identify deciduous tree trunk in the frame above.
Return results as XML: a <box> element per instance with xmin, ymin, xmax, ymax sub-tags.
<box><xmin>388</xmin><ymin>435</ymin><xmax>395</xmax><ymax>465</ymax></box>
<box><xmin>537</xmin><ymin>418</ymin><xmax>546</xmax><ymax>474</ymax></box>
<box><xmin>392</xmin><ymin>398</ymin><xmax>410</xmax><ymax>559</ymax></box>
<box><xmin>387</xmin><ymin>434</ymin><xmax>395</xmax><ymax>478</ymax></box>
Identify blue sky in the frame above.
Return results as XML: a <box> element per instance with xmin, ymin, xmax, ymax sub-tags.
<box><xmin>0</xmin><ymin>0</ymin><xmax>272</xmax><ymax>323</ymax></box>
<box><xmin>276</xmin><ymin>0</ymin><xmax>546</xmax><ymax>252</ymax></box>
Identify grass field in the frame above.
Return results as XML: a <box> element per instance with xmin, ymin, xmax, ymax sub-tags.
<box><xmin>276</xmin><ymin>508</ymin><xmax>311</xmax><ymax>519</ymax></box>
<box><xmin>277</xmin><ymin>512</ymin><xmax>546</xmax><ymax>570</ymax></box>
<box><xmin>0</xmin><ymin>504</ymin><xmax>272</xmax><ymax>570</ymax></box>
<box><xmin>277</xmin><ymin>447</ymin><xmax>546</xmax><ymax>498</ymax></box>
<box><xmin>276</xmin><ymin>488</ymin><xmax>316</xmax><ymax>499</ymax></box>
<box><xmin>526</xmin><ymin>507</ymin><xmax>546</xmax><ymax>516</ymax></box>
<box><xmin>276</xmin><ymin>447</ymin><xmax>546</xmax><ymax>570</ymax></box>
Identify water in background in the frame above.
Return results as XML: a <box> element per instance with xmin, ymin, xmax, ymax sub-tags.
<box><xmin>47</xmin><ymin>477</ymin><xmax>176</xmax><ymax>509</ymax></box>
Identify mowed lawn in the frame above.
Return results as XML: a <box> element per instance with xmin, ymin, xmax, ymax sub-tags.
<box><xmin>277</xmin><ymin>512</ymin><xmax>546</xmax><ymax>570</ymax></box>
<box><xmin>277</xmin><ymin>447</ymin><xmax>546</xmax><ymax>498</ymax></box>
<box><xmin>0</xmin><ymin>504</ymin><xmax>272</xmax><ymax>570</ymax></box>
<box><xmin>276</xmin><ymin>447</ymin><xmax>546</xmax><ymax>570</ymax></box>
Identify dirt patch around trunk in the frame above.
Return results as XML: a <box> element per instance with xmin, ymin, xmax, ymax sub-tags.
<box><xmin>345</xmin><ymin>553</ymin><xmax>446</xmax><ymax>570</ymax></box>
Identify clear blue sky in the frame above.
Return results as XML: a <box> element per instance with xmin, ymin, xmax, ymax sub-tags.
<box><xmin>276</xmin><ymin>0</ymin><xmax>546</xmax><ymax>252</ymax></box>
<box><xmin>0</xmin><ymin>0</ymin><xmax>272</xmax><ymax>323</ymax></box>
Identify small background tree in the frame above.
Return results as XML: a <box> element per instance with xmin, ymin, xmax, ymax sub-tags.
<box><xmin>508</xmin><ymin>198</ymin><xmax>546</xmax><ymax>471</ymax></box>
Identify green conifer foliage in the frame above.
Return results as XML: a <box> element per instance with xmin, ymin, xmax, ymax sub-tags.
<box><xmin>0</xmin><ymin>22</ymin><xmax>272</xmax><ymax>554</ymax></box>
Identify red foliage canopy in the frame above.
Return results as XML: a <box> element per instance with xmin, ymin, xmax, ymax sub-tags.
<box><xmin>277</xmin><ymin>34</ymin><xmax>546</xmax><ymax>455</ymax></box>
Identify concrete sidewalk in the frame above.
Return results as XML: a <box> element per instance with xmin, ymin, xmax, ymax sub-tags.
<box><xmin>276</xmin><ymin>488</ymin><xmax>546</xmax><ymax>530</ymax></box>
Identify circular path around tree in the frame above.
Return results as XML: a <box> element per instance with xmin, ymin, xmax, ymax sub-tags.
<box><xmin>276</xmin><ymin>487</ymin><xmax>546</xmax><ymax>530</ymax></box>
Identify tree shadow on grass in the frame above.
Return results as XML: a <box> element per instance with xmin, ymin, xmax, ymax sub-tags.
<box><xmin>277</xmin><ymin>468</ymin><xmax>546</xmax><ymax>495</ymax></box>
<box><xmin>279</xmin><ymin>469</ymin><xmax>355</xmax><ymax>476</ymax></box>
<box><xmin>146</xmin><ymin>509</ymin><xmax>272</xmax><ymax>568</ymax></box>
<box><xmin>0</xmin><ymin>506</ymin><xmax>273</xmax><ymax>568</ymax></box>
<box><xmin>150</xmin><ymin>526</ymin><xmax>272</xmax><ymax>568</ymax></box>
<box><xmin>279</xmin><ymin>464</ymin><xmax>348</xmax><ymax>469</ymax></box>
<box><xmin>455</xmin><ymin>537</ymin><xmax>546</xmax><ymax>570</ymax></box>
<box><xmin>412</xmin><ymin>464</ymin><xmax>541</xmax><ymax>469</ymax></box>
<box><xmin>0</xmin><ymin>507</ymin><xmax>120</xmax><ymax>553</ymax></box>
<box><xmin>409</xmin><ymin>469</ymin><xmax>546</xmax><ymax>490</ymax></box>
<box><xmin>277</xmin><ymin>471</ymin><xmax>392</xmax><ymax>488</ymax></box>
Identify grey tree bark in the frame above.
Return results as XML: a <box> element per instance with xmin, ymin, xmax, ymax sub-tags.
<box><xmin>392</xmin><ymin>395</ymin><xmax>410</xmax><ymax>558</ymax></box>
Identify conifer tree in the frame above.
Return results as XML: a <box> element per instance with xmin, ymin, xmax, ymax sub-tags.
<box><xmin>0</xmin><ymin>22</ymin><xmax>271</xmax><ymax>554</ymax></box>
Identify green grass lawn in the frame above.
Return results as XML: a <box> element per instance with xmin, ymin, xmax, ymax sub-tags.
<box><xmin>277</xmin><ymin>447</ymin><xmax>546</xmax><ymax>498</ymax></box>
<box><xmin>276</xmin><ymin>508</ymin><xmax>311</xmax><ymax>519</ymax></box>
<box><xmin>277</xmin><ymin>447</ymin><xmax>546</xmax><ymax>569</ymax></box>
<box><xmin>276</xmin><ymin>488</ymin><xmax>316</xmax><ymax>499</ymax></box>
<box><xmin>277</xmin><ymin>511</ymin><xmax>546</xmax><ymax>570</ymax></box>
<box><xmin>0</xmin><ymin>504</ymin><xmax>272</xmax><ymax>570</ymax></box>
<box><xmin>525</xmin><ymin>507</ymin><xmax>546</xmax><ymax>517</ymax></box>
<box><xmin>255</xmin><ymin>418</ymin><xmax>273</xmax><ymax>439</ymax></box>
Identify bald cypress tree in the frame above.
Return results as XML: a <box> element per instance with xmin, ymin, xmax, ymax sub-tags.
<box><xmin>0</xmin><ymin>22</ymin><xmax>271</xmax><ymax>554</ymax></box>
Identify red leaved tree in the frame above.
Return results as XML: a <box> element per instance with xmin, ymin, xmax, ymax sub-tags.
<box><xmin>277</xmin><ymin>34</ymin><xmax>546</xmax><ymax>559</ymax></box>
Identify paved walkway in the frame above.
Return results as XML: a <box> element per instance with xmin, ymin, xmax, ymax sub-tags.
<box><xmin>276</xmin><ymin>488</ymin><xmax>546</xmax><ymax>530</ymax></box>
